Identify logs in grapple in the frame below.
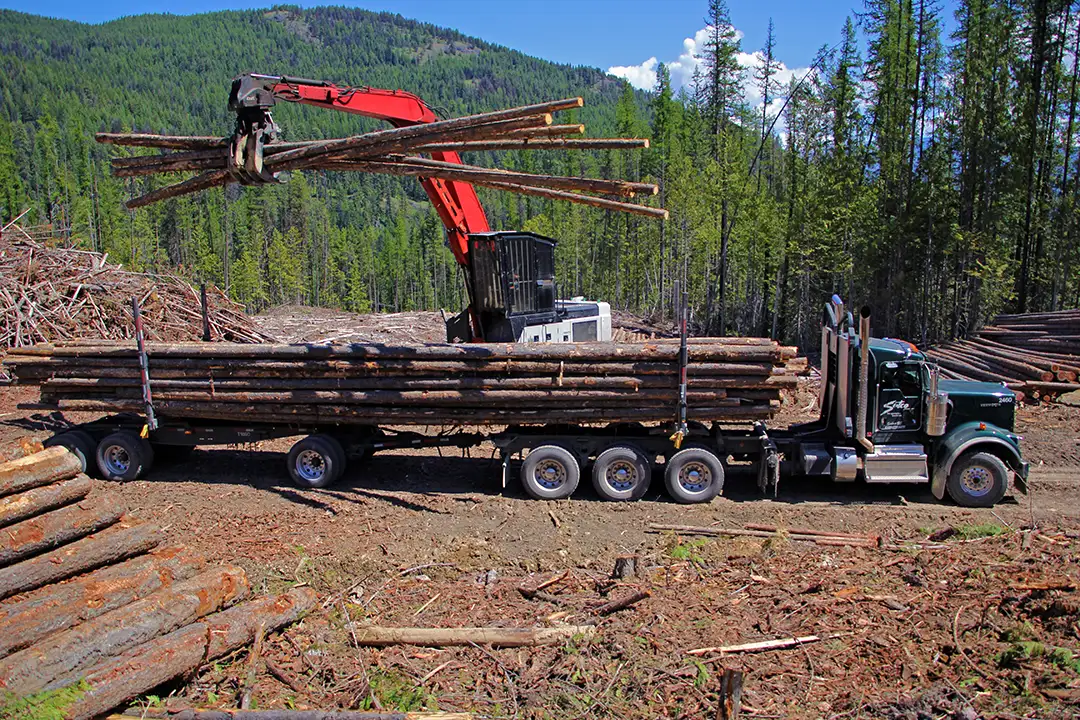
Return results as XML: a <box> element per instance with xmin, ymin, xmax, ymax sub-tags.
<box><xmin>4</xmin><ymin>339</ymin><xmax>799</xmax><ymax>426</ymax></box>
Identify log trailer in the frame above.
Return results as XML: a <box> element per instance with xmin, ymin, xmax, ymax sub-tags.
<box><xmin>227</xmin><ymin>73</ymin><xmax>610</xmax><ymax>345</ymax></box>
<box><xmin>38</xmin><ymin>297</ymin><xmax>1028</xmax><ymax>508</ymax></box>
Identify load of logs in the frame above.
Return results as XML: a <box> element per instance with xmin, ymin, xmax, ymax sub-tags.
<box><xmin>925</xmin><ymin>308</ymin><xmax>1080</xmax><ymax>402</ymax></box>
<box><xmin>0</xmin><ymin>229</ymin><xmax>273</xmax><ymax>348</ymax></box>
<box><xmin>3</xmin><ymin>339</ymin><xmax>799</xmax><ymax>425</ymax></box>
<box><xmin>0</xmin><ymin>439</ymin><xmax>315</xmax><ymax>720</ymax></box>
<box><xmin>96</xmin><ymin>96</ymin><xmax>667</xmax><ymax>218</ymax></box>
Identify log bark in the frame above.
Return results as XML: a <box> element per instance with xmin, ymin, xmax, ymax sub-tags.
<box><xmin>0</xmin><ymin>545</ymin><xmax>204</xmax><ymax>657</ymax></box>
<box><xmin>0</xmin><ymin>497</ymin><xmax>124</xmax><ymax>567</ymax></box>
<box><xmin>263</xmin><ymin>97</ymin><xmax>582</xmax><ymax>168</ymax></box>
<box><xmin>58</xmin><ymin>587</ymin><xmax>317</xmax><ymax>720</ymax></box>
<box><xmin>0</xmin><ymin>437</ymin><xmax>44</xmax><ymax>463</ymax></box>
<box><xmin>0</xmin><ymin>474</ymin><xmax>93</xmax><ymax>528</ymax></box>
<box><xmin>0</xmin><ymin>520</ymin><xmax>160</xmax><ymax>600</ymax></box>
<box><xmin>94</xmin><ymin>133</ymin><xmax>228</xmax><ymax>150</ymax></box>
<box><xmin>0</xmin><ymin>565</ymin><xmax>249</xmax><ymax>695</ymax></box>
<box><xmin>0</xmin><ymin>446</ymin><xmax>82</xmax><ymax>497</ymax></box>
<box><xmin>413</xmin><ymin>137</ymin><xmax>649</xmax><ymax>152</ymax></box>
<box><xmin>594</xmin><ymin>590</ymin><xmax>649</xmax><ymax>615</ymax></box>
<box><xmin>687</xmin><ymin>634</ymin><xmax>822</xmax><ymax>656</ymax></box>
<box><xmin>348</xmin><ymin>625</ymin><xmax>595</xmax><ymax>647</ymax></box>
<box><xmin>472</xmin><ymin>179</ymin><xmax>669</xmax><ymax>219</ymax></box>
<box><xmin>126</xmin><ymin>169</ymin><xmax>231</xmax><ymax>209</ymax></box>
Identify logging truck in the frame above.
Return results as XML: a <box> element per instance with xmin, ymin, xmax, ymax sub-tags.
<box><xmin>35</xmin><ymin>296</ymin><xmax>1028</xmax><ymax>508</ymax></box>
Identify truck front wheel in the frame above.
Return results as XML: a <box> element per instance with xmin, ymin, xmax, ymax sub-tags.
<box><xmin>946</xmin><ymin>451</ymin><xmax>1009</xmax><ymax>507</ymax></box>
<box><xmin>665</xmin><ymin>447</ymin><xmax>724</xmax><ymax>504</ymax></box>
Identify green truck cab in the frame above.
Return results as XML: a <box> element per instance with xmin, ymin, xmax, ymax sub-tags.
<box><xmin>792</xmin><ymin>297</ymin><xmax>1029</xmax><ymax>507</ymax></box>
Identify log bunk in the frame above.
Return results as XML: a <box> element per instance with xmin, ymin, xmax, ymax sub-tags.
<box><xmin>925</xmin><ymin>309</ymin><xmax>1080</xmax><ymax>402</ymax></box>
<box><xmin>0</xmin><ymin>440</ymin><xmax>316</xmax><ymax>720</ymax></box>
<box><xmin>4</xmin><ymin>339</ymin><xmax>800</xmax><ymax>426</ymax></box>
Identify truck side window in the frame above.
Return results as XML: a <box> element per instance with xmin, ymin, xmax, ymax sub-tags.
<box><xmin>877</xmin><ymin>361</ymin><xmax>922</xmax><ymax>431</ymax></box>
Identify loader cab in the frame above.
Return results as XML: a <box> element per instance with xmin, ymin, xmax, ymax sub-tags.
<box><xmin>446</xmin><ymin>231</ymin><xmax>611</xmax><ymax>343</ymax></box>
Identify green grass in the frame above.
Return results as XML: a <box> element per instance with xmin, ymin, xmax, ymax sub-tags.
<box><xmin>1</xmin><ymin>682</ymin><xmax>89</xmax><ymax>720</ymax></box>
<box><xmin>668</xmin><ymin>538</ymin><xmax>709</xmax><ymax>564</ymax></box>
<box><xmin>997</xmin><ymin>641</ymin><xmax>1080</xmax><ymax>673</ymax></box>
<box><xmin>358</xmin><ymin>668</ymin><xmax>437</xmax><ymax>711</ymax></box>
<box><xmin>955</xmin><ymin>523</ymin><xmax>1007</xmax><ymax>540</ymax></box>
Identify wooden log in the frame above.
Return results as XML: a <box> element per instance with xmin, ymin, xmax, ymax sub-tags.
<box><xmin>107</xmin><ymin>388</ymin><xmax>730</xmax><ymax>405</ymax></box>
<box><xmin>0</xmin><ymin>446</ymin><xmax>82</xmax><ymax>497</ymax></box>
<box><xmin>945</xmin><ymin>343</ymin><xmax>1053</xmax><ymax>381</ymax></box>
<box><xmin>0</xmin><ymin>436</ymin><xmax>44</xmax><ymax>463</ymax></box>
<box><xmin>125</xmin><ymin>169</ymin><xmax>231</xmax><ymax>209</ymax></box>
<box><xmin>647</xmin><ymin>524</ymin><xmax>877</xmax><ymax>547</ymax></box>
<box><xmin>110</xmin><ymin>148</ymin><xmax>228</xmax><ymax>169</ymax></box>
<box><xmin>0</xmin><ymin>520</ymin><xmax>161</xmax><ymax>600</ymax></box>
<box><xmin>594</xmin><ymin>590</ymin><xmax>649</xmax><ymax>615</ymax></box>
<box><xmin>503</xmin><ymin>123</ymin><xmax>585</xmax><ymax>137</ymax></box>
<box><xmin>264</xmin><ymin>97</ymin><xmax>583</xmax><ymax>168</ymax></box>
<box><xmin>471</xmin><ymin>179</ymin><xmax>669</xmax><ymax>219</ymax></box>
<box><xmin>113</xmin><ymin>157</ymin><xmax>225</xmax><ymax>177</ymax></box>
<box><xmin>687</xmin><ymin>634</ymin><xmax>822</xmax><ymax>657</ymax></box>
<box><xmin>716</xmin><ymin>668</ymin><xmax>744</xmax><ymax>720</ymax></box>
<box><xmin>0</xmin><ymin>565</ymin><xmax>249</xmax><ymax>695</ymax></box>
<box><xmin>924</xmin><ymin>351</ymin><xmax>1015</xmax><ymax>383</ymax></box>
<box><xmin>58</xmin><ymin>587</ymin><xmax>317</xmax><ymax>720</ymax></box>
<box><xmin>328</xmin><ymin>154</ymin><xmax>658</xmax><ymax>197</ymax></box>
<box><xmin>95</xmin><ymin>133</ymin><xmax>228</xmax><ymax>150</ymax></box>
<box><xmin>0</xmin><ymin>474</ymin><xmax>93</xmax><ymax>528</ymax></box>
<box><xmin>412</xmin><ymin>137</ymin><xmax>649</xmax><ymax>152</ymax></box>
<box><xmin>348</xmin><ymin>624</ymin><xmax>595</xmax><ymax>647</ymax></box>
<box><xmin>0</xmin><ymin>545</ymin><xmax>204</xmax><ymax>658</ymax></box>
<box><xmin>0</xmin><ymin>497</ymin><xmax>124</xmax><ymax>568</ymax></box>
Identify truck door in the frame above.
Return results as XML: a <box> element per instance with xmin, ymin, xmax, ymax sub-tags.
<box><xmin>876</xmin><ymin>361</ymin><xmax>923</xmax><ymax>432</ymax></box>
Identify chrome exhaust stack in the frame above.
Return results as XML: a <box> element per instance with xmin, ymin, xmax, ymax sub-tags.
<box><xmin>925</xmin><ymin>364</ymin><xmax>949</xmax><ymax>437</ymax></box>
<box><xmin>856</xmin><ymin>306</ymin><xmax>874</xmax><ymax>452</ymax></box>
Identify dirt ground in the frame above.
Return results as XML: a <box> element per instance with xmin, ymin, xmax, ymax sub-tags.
<box><xmin>1</xmin><ymin>339</ymin><xmax>1079</xmax><ymax>718</ymax></box>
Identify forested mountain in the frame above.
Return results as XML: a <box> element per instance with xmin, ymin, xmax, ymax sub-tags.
<box><xmin>1</xmin><ymin>1</ymin><xmax>1078</xmax><ymax>351</ymax></box>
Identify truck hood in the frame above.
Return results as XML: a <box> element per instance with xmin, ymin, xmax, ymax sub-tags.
<box><xmin>939</xmin><ymin>380</ymin><xmax>1015</xmax><ymax>398</ymax></box>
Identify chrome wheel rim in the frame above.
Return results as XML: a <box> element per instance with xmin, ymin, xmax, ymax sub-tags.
<box><xmin>678</xmin><ymin>461</ymin><xmax>712</xmax><ymax>493</ymax></box>
<box><xmin>103</xmin><ymin>445</ymin><xmax>131</xmax><ymax>476</ymax></box>
<box><xmin>296</xmin><ymin>449</ymin><xmax>327</xmax><ymax>482</ymax></box>
<box><xmin>534</xmin><ymin>459</ymin><xmax>567</xmax><ymax>490</ymax></box>
<box><xmin>959</xmin><ymin>465</ymin><xmax>993</xmax><ymax>497</ymax></box>
<box><xmin>605</xmin><ymin>459</ymin><xmax>639</xmax><ymax>491</ymax></box>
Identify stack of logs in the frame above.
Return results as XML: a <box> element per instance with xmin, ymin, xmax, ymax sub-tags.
<box><xmin>3</xmin><ymin>339</ymin><xmax>799</xmax><ymax>426</ymax></box>
<box><xmin>925</xmin><ymin>308</ymin><xmax>1080</xmax><ymax>401</ymax></box>
<box><xmin>98</xmin><ymin>96</ymin><xmax>667</xmax><ymax>219</ymax></box>
<box><xmin>0</xmin><ymin>440</ymin><xmax>315</xmax><ymax>719</ymax></box>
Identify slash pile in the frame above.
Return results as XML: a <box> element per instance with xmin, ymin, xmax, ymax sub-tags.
<box><xmin>0</xmin><ymin>440</ymin><xmax>315</xmax><ymax>720</ymax></box>
<box><xmin>0</xmin><ymin>231</ymin><xmax>273</xmax><ymax>348</ymax></box>
<box><xmin>925</xmin><ymin>308</ymin><xmax>1080</xmax><ymax>401</ymax></box>
<box><xmin>4</xmin><ymin>339</ymin><xmax>798</xmax><ymax>426</ymax></box>
<box><xmin>97</xmin><ymin>96</ymin><xmax>667</xmax><ymax>218</ymax></box>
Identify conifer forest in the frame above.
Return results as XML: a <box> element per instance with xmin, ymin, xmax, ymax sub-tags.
<box><xmin>1</xmin><ymin>1</ymin><xmax>1078</xmax><ymax>350</ymax></box>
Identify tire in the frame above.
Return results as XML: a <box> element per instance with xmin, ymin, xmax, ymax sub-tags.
<box><xmin>592</xmin><ymin>444</ymin><xmax>651</xmax><ymax>501</ymax></box>
<box><xmin>287</xmin><ymin>435</ymin><xmax>346</xmax><ymax>489</ymax></box>
<box><xmin>45</xmin><ymin>430</ymin><xmax>97</xmax><ymax>475</ymax></box>
<box><xmin>96</xmin><ymin>431</ymin><xmax>154</xmax><ymax>481</ymax></box>
<box><xmin>664</xmin><ymin>446</ymin><xmax>724</xmax><ymax>504</ymax></box>
<box><xmin>151</xmin><ymin>443</ymin><xmax>197</xmax><ymax>463</ymax></box>
<box><xmin>520</xmin><ymin>445</ymin><xmax>580</xmax><ymax>500</ymax></box>
<box><xmin>946</xmin><ymin>451</ymin><xmax>1009</xmax><ymax>507</ymax></box>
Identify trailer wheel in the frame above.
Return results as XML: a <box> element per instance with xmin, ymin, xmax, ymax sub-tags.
<box><xmin>520</xmin><ymin>445</ymin><xmax>580</xmax><ymax>500</ymax></box>
<box><xmin>45</xmin><ymin>430</ymin><xmax>98</xmax><ymax>475</ymax></box>
<box><xmin>96</xmin><ymin>431</ymin><xmax>154</xmax><ymax>481</ymax></box>
<box><xmin>287</xmin><ymin>435</ymin><xmax>346</xmax><ymax>489</ymax></box>
<box><xmin>664</xmin><ymin>447</ymin><xmax>724</xmax><ymax>504</ymax></box>
<box><xmin>946</xmin><ymin>451</ymin><xmax>1009</xmax><ymax>507</ymax></box>
<box><xmin>592</xmin><ymin>444</ymin><xmax>651</xmax><ymax>501</ymax></box>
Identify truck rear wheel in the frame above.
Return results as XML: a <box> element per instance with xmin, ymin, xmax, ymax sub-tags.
<box><xmin>592</xmin><ymin>444</ymin><xmax>651</xmax><ymax>501</ymax></box>
<box><xmin>520</xmin><ymin>445</ymin><xmax>580</xmax><ymax>500</ymax></box>
<box><xmin>45</xmin><ymin>430</ymin><xmax>97</xmax><ymax>475</ymax></box>
<box><xmin>287</xmin><ymin>435</ymin><xmax>346</xmax><ymax>489</ymax></box>
<box><xmin>664</xmin><ymin>447</ymin><xmax>724</xmax><ymax>504</ymax></box>
<box><xmin>96</xmin><ymin>431</ymin><xmax>154</xmax><ymax>481</ymax></box>
<box><xmin>946</xmin><ymin>451</ymin><xmax>1009</xmax><ymax>507</ymax></box>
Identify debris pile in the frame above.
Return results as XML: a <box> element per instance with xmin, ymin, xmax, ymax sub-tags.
<box><xmin>0</xmin><ymin>438</ymin><xmax>315</xmax><ymax>720</ymax></box>
<box><xmin>4</xmin><ymin>338</ymin><xmax>799</xmax><ymax>425</ymax></box>
<box><xmin>0</xmin><ymin>230</ymin><xmax>274</xmax><ymax>349</ymax></box>
<box><xmin>926</xmin><ymin>308</ymin><xmax>1080</xmax><ymax>401</ymax></box>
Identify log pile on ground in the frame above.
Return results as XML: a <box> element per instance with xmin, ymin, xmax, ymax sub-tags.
<box><xmin>925</xmin><ymin>308</ymin><xmax>1080</xmax><ymax>402</ymax></box>
<box><xmin>96</xmin><ymin>96</ymin><xmax>666</xmax><ymax>218</ymax></box>
<box><xmin>3</xmin><ymin>338</ymin><xmax>799</xmax><ymax>425</ymax></box>
<box><xmin>0</xmin><ymin>229</ymin><xmax>274</xmax><ymax>348</ymax></box>
<box><xmin>0</xmin><ymin>438</ymin><xmax>316</xmax><ymax>720</ymax></box>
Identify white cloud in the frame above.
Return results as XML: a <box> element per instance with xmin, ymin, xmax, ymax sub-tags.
<box><xmin>608</xmin><ymin>25</ymin><xmax>810</xmax><ymax>128</ymax></box>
